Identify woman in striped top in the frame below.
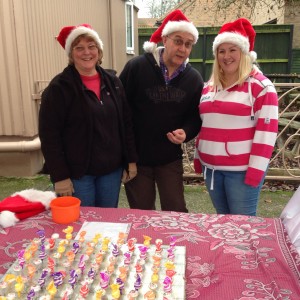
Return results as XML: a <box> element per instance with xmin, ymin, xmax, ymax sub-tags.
<box><xmin>194</xmin><ymin>18</ymin><xmax>278</xmax><ymax>216</ymax></box>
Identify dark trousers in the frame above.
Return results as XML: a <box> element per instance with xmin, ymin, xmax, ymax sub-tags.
<box><xmin>124</xmin><ymin>159</ymin><xmax>188</xmax><ymax>212</ymax></box>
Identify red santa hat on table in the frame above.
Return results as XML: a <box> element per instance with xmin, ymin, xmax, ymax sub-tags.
<box><xmin>0</xmin><ymin>189</ymin><xmax>56</xmax><ymax>228</ymax></box>
<box><xmin>56</xmin><ymin>23</ymin><xmax>103</xmax><ymax>55</ymax></box>
<box><xmin>143</xmin><ymin>9</ymin><xmax>198</xmax><ymax>53</ymax></box>
<box><xmin>212</xmin><ymin>18</ymin><xmax>257</xmax><ymax>62</ymax></box>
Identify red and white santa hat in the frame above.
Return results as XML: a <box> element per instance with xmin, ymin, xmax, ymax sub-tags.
<box><xmin>213</xmin><ymin>18</ymin><xmax>257</xmax><ymax>62</ymax></box>
<box><xmin>56</xmin><ymin>23</ymin><xmax>103</xmax><ymax>55</ymax></box>
<box><xmin>143</xmin><ymin>9</ymin><xmax>198</xmax><ymax>53</ymax></box>
<box><xmin>0</xmin><ymin>189</ymin><xmax>56</xmax><ymax>228</ymax></box>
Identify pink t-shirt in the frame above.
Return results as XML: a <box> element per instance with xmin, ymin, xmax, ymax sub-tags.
<box><xmin>81</xmin><ymin>73</ymin><xmax>101</xmax><ymax>100</ymax></box>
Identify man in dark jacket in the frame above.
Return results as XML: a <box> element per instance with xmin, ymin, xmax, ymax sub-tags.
<box><xmin>119</xmin><ymin>10</ymin><xmax>203</xmax><ymax>212</ymax></box>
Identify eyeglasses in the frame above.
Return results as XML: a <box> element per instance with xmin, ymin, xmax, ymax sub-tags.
<box><xmin>73</xmin><ymin>44</ymin><xmax>98</xmax><ymax>52</ymax></box>
<box><xmin>166</xmin><ymin>36</ymin><xmax>194</xmax><ymax>49</ymax></box>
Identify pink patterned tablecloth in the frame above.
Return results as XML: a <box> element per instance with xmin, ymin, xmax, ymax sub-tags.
<box><xmin>0</xmin><ymin>207</ymin><xmax>300</xmax><ymax>299</ymax></box>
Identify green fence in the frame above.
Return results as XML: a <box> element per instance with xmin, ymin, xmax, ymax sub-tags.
<box><xmin>138</xmin><ymin>24</ymin><xmax>294</xmax><ymax>82</ymax></box>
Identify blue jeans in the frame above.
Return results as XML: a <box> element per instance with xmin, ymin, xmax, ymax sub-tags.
<box><xmin>203</xmin><ymin>167</ymin><xmax>264</xmax><ymax>216</ymax></box>
<box><xmin>71</xmin><ymin>168</ymin><xmax>122</xmax><ymax>207</ymax></box>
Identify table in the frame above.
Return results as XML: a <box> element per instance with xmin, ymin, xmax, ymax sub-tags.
<box><xmin>1</xmin><ymin>207</ymin><xmax>300</xmax><ymax>299</ymax></box>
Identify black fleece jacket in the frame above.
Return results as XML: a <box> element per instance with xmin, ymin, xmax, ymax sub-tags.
<box><xmin>39</xmin><ymin>65</ymin><xmax>137</xmax><ymax>182</ymax></box>
<box><xmin>119</xmin><ymin>53</ymin><xmax>203</xmax><ymax>166</ymax></box>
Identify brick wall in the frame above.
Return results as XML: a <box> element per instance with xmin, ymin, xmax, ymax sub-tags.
<box><xmin>285</xmin><ymin>2</ymin><xmax>300</xmax><ymax>48</ymax></box>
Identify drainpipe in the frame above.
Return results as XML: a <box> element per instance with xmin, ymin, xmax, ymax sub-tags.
<box><xmin>0</xmin><ymin>136</ymin><xmax>41</xmax><ymax>152</ymax></box>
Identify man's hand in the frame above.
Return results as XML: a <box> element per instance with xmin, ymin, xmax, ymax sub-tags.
<box><xmin>55</xmin><ymin>178</ymin><xmax>74</xmax><ymax>196</ymax></box>
<box><xmin>167</xmin><ymin>129</ymin><xmax>186</xmax><ymax>144</ymax></box>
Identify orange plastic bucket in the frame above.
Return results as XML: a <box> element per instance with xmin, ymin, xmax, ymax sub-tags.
<box><xmin>50</xmin><ymin>196</ymin><xmax>81</xmax><ymax>224</ymax></box>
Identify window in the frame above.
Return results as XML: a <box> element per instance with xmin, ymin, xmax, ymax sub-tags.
<box><xmin>126</xmin><ymin>1</ymin><xmax>134</xmax><ymax>54</ymax></box>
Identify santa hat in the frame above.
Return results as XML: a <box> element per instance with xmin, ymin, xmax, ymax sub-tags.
<box><xmin>143</xmin><ymin>9</ymin><xmax>198</xmax><ymax>53</ymax></box>
<box><xmin>56</xmin><ymin>23</ymin><xmax>103</xmax><ymax>56</ymax></box>
<box><xmin>212</xmin><ymin>18</ymin><xmax>257</xmax><ymax>62</ymax></box>
<box><xmin>0</xmin><ymin>189</ymin><xmax>56</xmax><ymax>228</ymax></box>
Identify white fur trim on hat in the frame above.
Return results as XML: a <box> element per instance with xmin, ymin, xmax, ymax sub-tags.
<box><xmin>12</xmin><ymin>189</ymin><xmax>56</xmax><ymax>209</ymax></box>
<box><xmin>143</xmin><ymin>41</ymin><xmax>157</xmax><ymax>53</ymax></box>
<box><xmin>65</xmin><ymin>26</ymin><xmax>103</xmax><ymax>55</ymax></box>
<box><xmin>0</xmin><ymin>211</ymin><xmax>19</xmax><ymax>228</ymax></box>
<box><xmin>162</xmin><ymin>21</ymin><xmax>198</xmax><ymax>44</ymax></box>
<box><xmin>213</xmin><ymin>32</ymin><xmax>249</xmax><ymax>55</ymax></box>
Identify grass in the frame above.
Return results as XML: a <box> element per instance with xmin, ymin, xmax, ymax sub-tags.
<box><xmin>0</xmin><ymin>176</ymin><xmax>294</xmax><ymax>218</ymax></box>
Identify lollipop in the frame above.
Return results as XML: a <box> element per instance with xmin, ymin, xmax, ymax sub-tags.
<box><xmin>26</xmin><ymin>288</ymin><xmax>35</xmax><ymax>300</ymax></box>
<box><xmin>47</xmin><ymin>257</ymin><xmax>55</xmax><ymax>273</ymax></box>
<box><xmin>111</xmin><ymin>243</ymin><xmax>119</xmax><ymax>257</ymax></box>
<box><xmin>52</xmin><ymin>271</ymin><xmax>64</xmax><ymax>288</ymax></box>
<box><xmin>163</xmin><ymin>276</ymin><xmax>172</xmax><ymax>293</ymax></box>
<box><xmin>62</xmin><ymin>226</ymin><xmax>74</xmax><ymax>241</ymax></box>
<box><xmin>79</xmin><ymin>282</ymin><xmax>89</xmax><ymax>298</ymax></box>
<box><xmin>27</xmin><ymin>264</ymin><xmax>36</xmax><ymax>281</ymax></box>
<box><xmin>135</xmin><ymin>259</ymin><xmax>143</xmax><ymax>274</ymax></box>
<box><xmin>14</xmin><ymin>276</ymin><xmax>24</xmax><ymax>297</ymax></box>
<box><xmin>95</xmin><ymin>251</ymin><xmax>104</xmax><ymax>265</ymax></box>
<box><xmin>70</xmin><ymin>242</ymin><xmax>78</xmax><ymax>255</ymax></box>
<box><xmin>169</xmin><ymin>236</ymin><xmax>176</xmax><ymax>248</ymax></box>
<box><xmin>92</xmin><ymin>233</ymin><xmax>102</xmax><ymax>245</ymax></box>
<box><xmin>144</xmin><ymin>290</ymin><xmax>156</xmax><ymax>300</ymax></box>
<box><xmin>17</xmin><ymin>249</ymin><xmax>25</xmax><ymax>270</ymax></box>
<box><xmin>118</xmin><ymin>265</ymin><xmax>128</xmax><ymax>281</ymax></box>
<box><xmin>123</xmin><ymin>251</ymin><xmax>131</xmax><ymax>265</ymax></box>
<box><xmin>134</xmin><ymin>274</ymin><xmax>142</xmax><ymax>291</ymax></box>
<box><xmin>143</xmin><ymin>235</ymin><xmax>152</xmax><ymax>247</ymax></box>
<box><xmin>85</xmin><ymin>242</ymin><xmax>94</xmax><ymax>256</ymax></box>
<box><xmin>95</xmin><ymin>288</ymin><xmax>106</xmax><ymax>299</ymax></box>
<box><xmin>127</xmin><ymin>238</ymin><xmax>137</xmax><ymax>252</ymax></box>
<box><xmin>87</xmin><ymin>268</ymin><xmax>96</xmax><ymax>282</ymax></box>
<box><xmin>99</xmin><ymin>271</ymin><xmax>110</xmax><ymax>289</ymax></box>
<box><xmin>117</xmin><ymin>232</ymin><xmax>127</xmax><ymax>246</ymax></box>
<box><xmin>116</xmin><ymin>277</ymin><xmax>124</xmax><ymax>294</ymax></box>
<box><xmin>167</xmin><ymin>248</ymin><xmax>175</xmax><ymax>261</ymax></box>
<box><xmin>78</xmin><ymin>254</ymin><xmax>89</xmax><ymax>274</ymax></box>
<box><xmin>68</xmin><ymin>269</ymin><xmax>78</xmax><ymax>289</ymax></box>
<box><xmin>39</xmin><ymin>244</ymin><xmax>47</xmax><ymax>262</ymax></box>
<box><xmin>65</xmin><ymin>251</ymin><xmax>75</xmax><ymax>266</ymax></box>
<box><xmin>138</xmin><ymin>245</ymin><xmax>148</xmax><ymax>261</ymax></box>
<box><xmin>38</xmin><ymin>268</ymin><xmax>49</xmax><ymax>289</ymax></box>
<box><xmin>46</xmin><ymin>280</ymin><xmax>57</xmax><ymax>297</ymax></box>
<box><xmin>78</xmin><ymin>230</ymin><xmax>87</xmax><ymax>244</ymax></box>
<box><xmin>155</xmin><ymin>239</ymin><xmax>163</xmax><ymax>253</ymax></box>
<box><xmin>37</xmin><ymin>230</ymin><xmax>46</xmax><ymax>244</ymax></box>
<box><xmin>128</xmin><ymin>289</ymin><xmax>138</xmax><ymax>300</ymax></box>
<box><xmin>110</xmin><ymin>283</ymin><xmax>121</xmax><ymax>299</ymax></box>
<box><xmin>102</xmin><ymin>237</ymin><xmax>110</xmax><ymax>251</ymax></box>
<box><xmin>164</xmin><ymin>261</ymin><xmax>175</xmax><ymax>271</ymax></box>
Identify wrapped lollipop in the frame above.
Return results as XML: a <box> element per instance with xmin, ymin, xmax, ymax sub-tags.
<box><xmin>52</xmin><ymin>271</ymin><xmax>64</xmax><ymax>289</ymax></box>
<box><xmin>127</xmin><ymin>238</ymin><xmax>137</xmax><ymax>253</ymax></box>
<box><xmin>155</xmin><ymin>239</ymin><xmax>163</xmax><ymax>254</ymax></box>
<box><xmin>46</xmin><ymin>280</ymin><xmax>57</xmax><ymax>298</ymax></box>
<box><xmin>78</xmin><ymin>230</ymin><xmax>87</xmax><ymax>244</ymax></box>
<box><xmin>152</xmin><ymin>253</ymin><xmax>162</xmax><ymax>267</ymax></box>
<box><xmin>134</xmin><ymin>273</ymin><xmax>142</xmax><ymax>291</ymax></box>
<box><xmin>16</xmin><ymin>249</ymin><xmax>25</xmax><ymax>271</ymax></box>
<box><xmin>135</xmin><ymin>259</ymin><xmax>144</xmax><ymax>275</ymax></box>
<box><xmin>164</xmin><ymin>261</ymin><xmax>175</xmax><ymax>271</ymax></box>
<box><xmin>144</xmin><ymin>290</ymin><xmax>156</xmax><ymax>300</ymax></box>
<box><xmin>110</xmin><ymin>283</ymin><xmax>120</xmax><ymax>300</ymax></box>
<box><xmin>87</xmin><ymin>267</ymin><xmax>96</xmax><ymax>283</ymax></box>
<box><xmin>65</xmin><ymin>251</ymin><xmax>75</xmax><ymax>267</ymax></box>
<box><xmin>94</xmin><ymin>288</ymin><xmax>106</xmax><ymax>299</ymax></box>
<box><xmin>118</xmin><ymin>265</ymin><xmax>128</xmax><ymax>281</ymax></box>
<box><xmin>116</xmin><ymin>278</ymin><xmax>124</xmax><ymax>295</ymax></box>
<box><xmin>123</xmin><ymin>251</ymin><xmax>131</xmax><ymax>266</ymax></box>
<box><xmin>94</xmin><ymin>250</ymin><xmax>104</xmax><ymax>265</ymax></box>
<box><xmin>39</xmin><ymin>244</ymin><xmax>47</xmax><ymax>263</ymax></box>
<box><xmin>111</xmin><ymin>243</ymin><xmax>120</xmax><ymax>258</ymax></box>
<box><xmin>48</xmin><ymin>233</ymin><xmax>59</xmax><ymax>250</ymax></box>
<box><xmin>79</xmin><ymin>281</ymin><xmax>89</xmax><ymax>298</ymax></box>
<box><xmin>92</xmin><ymin>233</ymin><xmax>102</xmax><ymax>245</ymax></box>
<box><xmin>72</xmin><ymin>242</ymin><xmax>80</xmax><ymax>255</ymax></box>
<box><xmin>62</xmin><ymin>226</ymin><xmax>74</xmax><ymax>242</ymax></box>
<box><xmin>60</xmin><ymin>287</ymin><xmax>73</xmax><ymax>300</ymax></box>
<box><xmin>68</xmin><ymin>269</ymin><xmax>78</xmax><ymax>289</ymax></box>
<box><xmin>38</xmin><ymin>268</ymin><xmax>49</xmax><ymax>289</ymax></box>
<box><xmin>163</xmin><ymin>276</ymin><xmax>172</xmax><ymax>293</ymax></box>
<box><xmin>37</xmin><ymin>230</ymin><xmax>46</xmax><ymax>245</ymax></box>
<box><xmin>99</xmin><ymin>271</ymin><xmax>110</xmax><ymax>290</ymax></box>
<box><xmin>77</xmin><ymin>254</ymin><xmax>89</xmax><ymax>275</ymax></box>
<box><xmin>27</xmin><ymin>264</ymin><xmax>36</xmax><ymax>281</ymax></box>
<box><xmin>117</xmin><ymin>232</ymin><xmax>127</xmax><ymax>246</ymax></box>
<box><xmin>26</xmin><ymin>288</ymin><xmax>35</xmax><ymax>300</ymax></box>
<box><xmin>138</xmin><ymin>245</ymin><xmax>148</xmax><ymax>261</ymax></box>
<box><xmin>85</xmin><ymin>242</ymin><xmax>94</xmax><ymax>256</ymax></box>
<box><xmin>167</xmin><ymin>248</ymin><xmax>175</xmax><ymax>262</ymax></box>
<box><xmin>169</xmin><ymin>236</ymin><xmax>176</xmax><ymax>248</ymax></box>
<box><xmin>101</xmin><ymin>237</ymin><xmax>110</xmax><ymax>252</ymax></box>
<box><xmin>143</xmin><ymin>235</ymin><xmax>152</xmax><ymax>247</ymax></box>
<box><xmin>127</xmin><ymin>289</ymin><xmax>138</xmax><ymax>300</ymax></box>
<box><xmin>14</xmin><ymin>275</ymin><xmax>24</xmax><ymax>298</ymax></box>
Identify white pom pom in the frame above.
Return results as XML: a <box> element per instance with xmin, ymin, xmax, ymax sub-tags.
<box><xmin>0</xmin><ymin>211</ymin><xmax>19</xmax><ymax>228</ymax></box>
<box><xmin>250</xmin><ymin>51</ymin><xmax>257</xmax><ymax>63</ymax></box>
<box><xmin>143</xmin><ymin>41</ymin><xmax>157</xmax><ymax>53</ymax></box>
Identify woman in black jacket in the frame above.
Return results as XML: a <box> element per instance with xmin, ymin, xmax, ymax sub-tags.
<box><xmin>39</xmin><ymin>24</ymin><xmax>137</xmax><ymax>207</ymax></box>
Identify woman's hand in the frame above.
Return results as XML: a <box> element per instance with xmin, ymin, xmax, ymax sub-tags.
<box><xmin>55</xmin><ymin>178</ymin><xmax>74</xmax><ymax>196</ymax></box>
<box><xmin>121</xmin><ymin>163</ymin><xmax>137</xmax><ymax>183</ymax></box>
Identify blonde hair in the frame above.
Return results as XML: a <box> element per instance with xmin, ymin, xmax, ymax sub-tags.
<box><xmin>209</xmin><ymin>49</ymin><xmax>259</xmax><ymax>89</ymax></box>
<box><xmin>68</xmin><ymin>33</ymin><xmax>103</xmax><ymax>65</ymax></box>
